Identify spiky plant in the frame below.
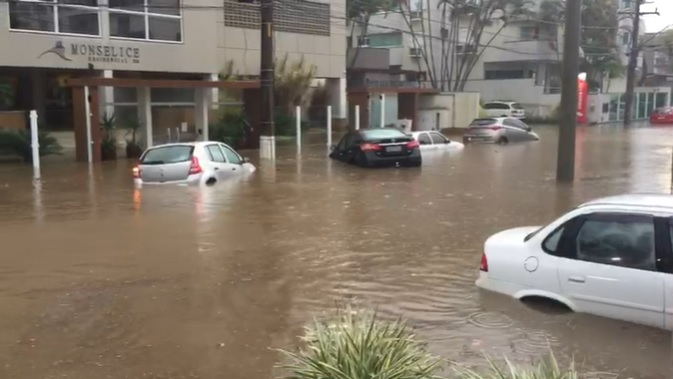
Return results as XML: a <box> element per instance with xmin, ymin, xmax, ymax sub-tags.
<box><xmin>277</xmin><ymin>307</ymin><xmax>443</xmax><ymax>379</ymax></box>
<box><xmin>454</xmin><ymin>352</ymin><xmax>579</xmax><ymax>379</ymax></box>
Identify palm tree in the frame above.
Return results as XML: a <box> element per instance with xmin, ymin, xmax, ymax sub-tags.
<box><xmin>450</xmin><ymin>0</ymin><xmax>535</xmax><ymax>91</ymax></box>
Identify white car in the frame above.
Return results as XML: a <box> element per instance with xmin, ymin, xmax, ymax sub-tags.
<box><xmin>482</xmin><ymin>101</ymin><xmax>526</xmax><ymax>119</ymax></box>
<box><xmin>410</xmin><ymin>131</ymin><xmax>464</xmax><ymax>151</ymax></box>
<box><xmin>476</xmin><ymin>194</ymin><xmax>673</xmax><ymax>330</ymax></box>
<box><xmin>133</xmin><ymin>141</ymin><xmax>256</xmax><ymax>187</ymax></box>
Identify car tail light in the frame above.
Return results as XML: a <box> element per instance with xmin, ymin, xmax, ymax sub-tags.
<box><xmin>132</xmin><ymin>163</ymin><xmax>141</xmax><ymax>179</ymax></box>
<box><xmin>486</xmin><ymin>126</ymin><xmax>502</xmax><ymax>131</ymax></box>
<box><xmin>479</xmin><ymin>253</ymin><xmax>488</xmax><ymax>272</ymax></box>
<box><xmin>406</xmin><ymin>140</ymin><xmax>420</xmax><ymax>149</ymax></box>
<box><xmin>189</xmin><ymin>156</ymin><xmax>202</xmax><ymax>175</ymax></box>
<box><xmin>360</xmin><ymin>143</ymin><xmax>382</xmax><ymax>152</ymax></box>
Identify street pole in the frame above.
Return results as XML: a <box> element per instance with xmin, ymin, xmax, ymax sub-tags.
<box><xmin>260</xmin><ymin>0</ymin><xmax>275</xmax><ymax>159</ymax></box>
<box><xmin>623</xmin><ymin>1</ymin><xmax>658</xmax><ymax>127</ymax></box>
<box><xmin>556</xmin><ymin>0</ymin><xmax>582</xmax><ymax>183</ymax></box>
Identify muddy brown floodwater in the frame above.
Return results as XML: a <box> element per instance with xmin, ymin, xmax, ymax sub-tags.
<box><xmin>0</xmin><ymin>125</ymin><xmax>671</xmax><ymax>379</ymax></box>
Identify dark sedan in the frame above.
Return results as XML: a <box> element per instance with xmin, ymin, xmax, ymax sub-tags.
<box><xmin>329</xmin><ymin>128</ymin><xmax>422</xmax><ymax>168</ymax></box>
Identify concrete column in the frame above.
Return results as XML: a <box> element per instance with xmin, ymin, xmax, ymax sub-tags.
<box><xmin>101</xmin><ymin>70</ymin><xmax>114</xmax><ymax>118</ymax></box>
<box><xmin>338</xmin><ymin>76</ymin><xmax>347</xmax><ymax>119</ymax></box>
<box><xmin>138</xmin><ymin>87</ymin><xmax>153</xmax><ymax>147</ymax></box>
<box><xmin>209</xmin><ymin>73</ymin><xmax>219</xmax><ymax>110</ymax></box>
<box><xmin>195</xmin><ymin>87</ymin><xmax>209</xmax><ymax>141</ymax></box>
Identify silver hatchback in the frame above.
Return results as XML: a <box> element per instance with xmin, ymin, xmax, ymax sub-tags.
<box><xmin>133</xmin><ymin>141</ymin><xmax>256</xmax><ymax>187</ymax></box>
<box><xmin>462</xmin><ymin>117</ymin><xmax>539</xmax><ymax>145</ymax></box>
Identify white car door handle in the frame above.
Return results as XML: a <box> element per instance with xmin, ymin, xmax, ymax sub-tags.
<box><xmin>568</xmin><ymin>276</ymin><xmax>586</xmax><ymax>284</ymax></box>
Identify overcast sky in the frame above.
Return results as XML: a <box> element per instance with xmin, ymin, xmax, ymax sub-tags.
<box><xmin>643</xmin><ymin>0</ymin><xmax>673</xmax><ymax>33</ymax></box>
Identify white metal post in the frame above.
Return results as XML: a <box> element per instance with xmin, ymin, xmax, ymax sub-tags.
<box><xmin>355</xmin><ymin>105</ymin><xmax>360</xmax><ymax>130</ymax></box>
<box><xmin>29</xmin><ymin>110</ymin><xmax>40</xmax><ymax>181</ymax></box>
<box><xmin>84</xmin><ymin>86</ymin><xmax>93</xmax><ymax>164</ymax></box>
<box><xmin>326</xmin><ymin>105</ymin><xmax>332</xmax><ymax>148</ymax></box>
<box><xmin>296</xmin><ymin>105</ymin><xmax>302</xmax><ymax>155</ymax></box>
<box><xmin>380</xmin><ymin>94</ymin><xmax>385</xmax><ymax>128</ymax></box>
<box><xmin>167</xmin><ymin>128</ymin><xmax>172</xmax><ymax>143</ymax></box>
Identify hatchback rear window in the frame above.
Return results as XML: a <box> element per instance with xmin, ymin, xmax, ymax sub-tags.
<box><xmin>469</xmin><ymin>118</ymin><xmax>497</xmax><ymax>126</ymax></box>
<box><xmin>141</xmin><ymin>145</ymin><xmax>194</xmax><ymax>165</ymax></box>
<box><xmin>512</xmin><ymin>103</ymin><xmax>523</xmax><ymax>109</ymax></box>
<box><xmin>360</xmin><ymin>128</ymin><xmax>409</xmax><ymax>141</ymax></box>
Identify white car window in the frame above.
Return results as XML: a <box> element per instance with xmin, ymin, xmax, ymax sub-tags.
<box><xmin>206</xmin><ymin>145</ymin><xmax>226</xmax><ymax>163</ymax></box>
<box><xmin>543</xmin><ymin>226</ymin><xmax>564</xmax><ymax>253</ymax></box>
<box><xmin>417</xmin><ymin>133</ymin><xmax>432</xmax><ymax>145</ymax></box>
<box><xmin>576</xmin><ymin>218</ymin><xmax>656</xmax><ymax>271</ymax></box>
<box><xmin>220</xmin><ymin>144</ymin><xmax>242</xmax><ymax>164</ymax></box>
<box><xmin>430</xmin><ymin>132</ymin><xmax>447</xmax><ymax>144</ymax></box>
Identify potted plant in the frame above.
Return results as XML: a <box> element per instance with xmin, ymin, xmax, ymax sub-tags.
<box><xmin>100</xmin><ymin>113</ymin><xmax>118</xmax><ymax>161</ymax></box>
<box><xmin>123</xmin><ymin>117</ymin><xmax>143</xmax><ymax>159</ymax></box>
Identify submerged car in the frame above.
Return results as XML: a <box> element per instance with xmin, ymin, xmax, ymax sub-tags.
<box><xmin>650</xmin><ymin>107</ymin><xmax>673</xmax><ymax>125</ymax></box>
<box><xmin>133</xmin><ymin>141</ymin><xmax>256</xmax><ymax>186</ymax></box>
<box><xmin>476</xmin><ymin>194</ymin><xmax>673</xmax><ymax>330</ymax></box>
<box><xmin>410</xmin><ymin>131</ymin><xmax>464</xmax><ymax>151</ymax></box>
<box><xmin>329</xmin><ymin>128</ymin><xmax>422</xmax><ymax>168</ymax></box>
<box><xmin>463</xmin><ymin>117</ymin><xmax>539</xmax><ymax>145</ymax></box>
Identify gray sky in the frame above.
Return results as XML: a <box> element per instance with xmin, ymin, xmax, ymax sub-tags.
<box><xmin>643</xmin><ymin>0</ymin><xmax>673</xmax><ymax>33</ymax></box>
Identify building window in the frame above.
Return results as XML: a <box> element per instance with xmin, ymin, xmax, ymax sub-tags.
<box><xmin>9</xmin><ymin>0</ymin><xmax>101</xmax><ymax>36</ymax></box>
<box><xmin>519</xmin><ymin>26</ymin><xmax>539</xmax><ymax>40</ymax></box>
<box><xmin>622</xmin><ymin>32</ymin><xmax>630</xmax><ymax>46</ymax></box>
<box><xmin>485</xmin><ymin>70</ymin><xmax>525</xmax><ymax>80</ymax></box>
<box><xmin>109</xmin><ymin>0</ymin><xmax>182</xmax><ymax>42</ymax></box>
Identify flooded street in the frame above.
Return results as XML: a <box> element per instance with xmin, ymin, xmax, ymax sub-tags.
<box><xmin>0</xmin><ymin>124</ymin><xmax>671</xmax><ymax>378</ymax></box>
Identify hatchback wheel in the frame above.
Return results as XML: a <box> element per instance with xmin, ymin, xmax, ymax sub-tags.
<box><xmin>497</xmin><ymin>137</ymin><xmax>509</xmax><ymax>145</ymax></box>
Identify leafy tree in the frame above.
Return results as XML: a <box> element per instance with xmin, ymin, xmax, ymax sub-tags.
<box><xmin>274</xmin><ymin>54</ymin><xmax>317</xmax><ymax>113</ymax></box>
<box><xmin>539</xmin><ymin>0</ymin><xmax>624</xmax><ymax>91</ymax></box>
<box><xmin>399</xmin><ymin>0</ymin><xmax>535</xmax><ymax>91</ymax></box>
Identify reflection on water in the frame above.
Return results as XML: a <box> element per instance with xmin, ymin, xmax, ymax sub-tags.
<box><xmin>0</xmin><ymin>124</ymin><xmax>671</xmax><ymax>378</ymax></box>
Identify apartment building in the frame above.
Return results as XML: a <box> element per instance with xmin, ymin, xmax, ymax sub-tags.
<box><xmin>0</xmin><ymin>0</ymin><xmax>346</xmax><ymax>160</ymax></box>
<box><xmin>462</xmin><ymin>17</ymin><xmax>564</xmax><ymax>118</ymax></box>
<box><xmin>350</xmin><ymin>0</ymin><xmax>567</xmax><ymax>118</ymax></box>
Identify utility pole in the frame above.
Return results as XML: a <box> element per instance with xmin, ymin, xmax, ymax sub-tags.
<box><xmin>556</xmin><ymin>0</ymin><xmax>582</xmax><ymax>183</ymax></box>
<box><xmin>623</xmin><ymin>0</ymin><xmax>658</xmax><ymax>126</ymax></box>
<box><xmin>260</xmin><ymin>0</ymin><xmax>275</xmax><ymax>159</ymax></box>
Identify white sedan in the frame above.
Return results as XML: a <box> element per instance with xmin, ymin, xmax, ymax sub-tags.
<box><xmin>410</xmin><ymin>131</ymin><xmax>464</xmax><ymax>151</ymax></box>
<box><xmin>476</xmin><ymin>194</ymin><xmax>673</xmax><ymax>330</ymax></box>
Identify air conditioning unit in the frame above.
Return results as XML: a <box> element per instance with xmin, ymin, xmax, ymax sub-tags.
<box><xmin>357</xmin><ymin>37</ymin><xmax>370</xmax><ymax>47</ymax></box>
<box><xmin>409</xmin><ymin>47</ymin><xmax>422</xmax><ymax>57</ymax></box>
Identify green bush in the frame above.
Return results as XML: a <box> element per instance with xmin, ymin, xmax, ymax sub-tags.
<box><xmin>209</xmin><ymin>109</ymin><xmax>247</xmax><ymax>148</ymax></box>
<box><xmin>0</xmin><ymin>129</ymin><xmax>63</xmax><ymax>163</ymax></box>
<box><xmin>454</xmin><ymin>353</ymin><xmax>577</xmax><ymax>379</ymax></box>
<box><xmin>274</xmin><ymin>111</ymin><xmax>309</xmax><ymax>137</ymax></box>
<box><xmin>277</xmin><ymin>307</ymin><xmax>443</xmax><ymax>379</ymax></box>
<box><xmin>277</xmin><ymin>307</ymin><xmax>580</xmax><ymax>379</ymax></box>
